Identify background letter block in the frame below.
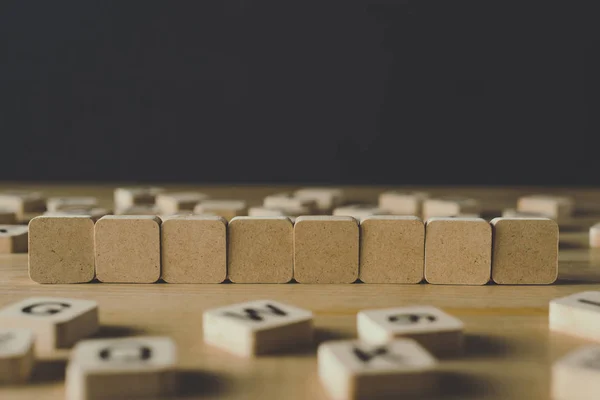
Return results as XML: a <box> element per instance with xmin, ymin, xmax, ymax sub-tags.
<box><xmin>517</xmin><ymin>194</ymin><xmax>574</xmax><ymax>220</ymax></box>
<box><xmin>378</xmin><ymin>191</ymin><xmax>429</xmax><ymax>216</ymax></box>
<box><xmin>422</xmin><ymin>197</ymin><xmax>480</xmax><ymax>220</ymax></box>
<box><xmin>263</xmin><ymin>193</ymin><xmax>317</xmax><ymax>214</ymax></box>
<box><xmin>590</xmin><ymin>223</ymin><xmax>600</xmax><ymax>248</ymax></box>
<box><xmin>194</xmin><ymin>200</ymin><xmax>247</xmax><ymax>221</ymax></box>
<box><xmin>228</xmin><ymin>217</ymin><xmax>293</xmax><ymax>283</ymax></box>
<box><xmin>294</xmin><ymin>216</ymin><xmax>359</xmax><ymax>283</ymax></box>
<box><xmin>0</xmin><ymin>210</ymin><xmax>16</xmax><ymax>224</ymax></box>
<box><xmin>95</xmin><ymin>216</ymin><xmax>161</xmax><ymax>283</ymax></box>
<box><xmin>0</xmin><ymin>225</ymin><xmax>28</xmax><ymax>254</ymax></box>
<box><xmin>425</xmin><ymin>218</ymin><xmax>491</xmax><ymax>285</ymax></box>
<box><xmin>491</xmin><ymin>217</ymin><xmax>558</xmax><ymax>284</ymax></box>
<box><xmin>0</xmin><ymin>328</ymin><xmax>35</xmax><ymax>384</ymax></box>
<box><xmin>28</xmin><ymin>216</ymin><xmax>95</xmax><ymax>284</ymax></box>
<box><xmin>550</xmin><ymin>291</ymin><xmax>600</xmax><ymax>341</ymax></box>
<box><xmin>332</xmin><ymin>204</ymin><xmax>386</xmax><ymax>219</ymax></box>
<box><xmin>161</xmin><ymin>216</ymin><xmax>226</xmax><ymax>283</ymax></box>
<box><xmin>156</xmin><ymin>192</ymin><xmax>208</xmax><ymax>215</ymax></box>
<box><xmin>46</xmin><ymin>196</ymin><xmax>98</xmax><ymax>212</ymax></box>
<box><xmin>294</xmin><ymin>187</ymin><xmax>345</xmax><ymax>213</ymax></box>
<box><xmin>203</xmin><ymin>300</ymin><xmax>313</xmax><ymax>357</ymax></box>
<box><xmin>114</xmin><ymin>187</ymin><xmax>163</xmax><ymax>211</ymax></box>
<box><xmin>552</xmin><ymin>345</ymin><xmax>600</xmax><ymax>400</ymax></box>
<box><xmin>0</xmin><ymin>191</ymin><xmax>45</xmax><ymax>221</ymax></box>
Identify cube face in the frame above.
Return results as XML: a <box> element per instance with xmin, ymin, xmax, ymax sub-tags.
<box><xmin>294</xmin><ymin>187</ymin><xmax>345</xmax><ymax>212</ymax></box>
<box><xmin>228</xmin><ymin>217</ymin><xmax>293</xmax><ymax>283</ymax></box>
<box><xmin>422</xmin><ymin>198</ymin><xmax>480</xmax><ymax>220</ymax></box>
<box><xmin>155</xmin><ymin>192</ymin><xmax>208</xmax><ymax>215</ymax></box>
<box><xmin>517</xmin><ymin>195</ymin><xmax>574</xmax><ymax>220</ymax></box>
<box><xmin>333</xmin><ymin>205</ymin><xmax>386</xmax><ymax>219</ymax></box>
<box><xmin>294</xmin><ymin>216</ymin><xmax>359</xmax><ymax>284</ymax></box>
<box><xmin>46</xmin><ymin>196</ymin><xmax>98</xmax><ymax>212</ymax></box>
<box><xmin>28</xmin><ymin>216</ymin><xmax>95</xmax><ymax>284</ymax></box>
<box><xmin>161</xmin><ymin>216</ymin><xmax>226</xmax><ymax>283</ymax></box>
<box><xmin>491</xmin><ymin>218</ymin><xmax>558</xmax><ymax>284</ymax></box>
<box><xmin>424</xmin><ymin>218</ymin><xmax>491</xmax><ymax>285</ymax></box>
<box><xmin>552</xmin><ymin>345</ymin><xmax>600</xmax><ymax>400</ymax></box>
<box><xmin>0</xmin><ymin>328</ymin><xmax>35</xmax><ymax>384</ymax></box>
<box><xmin>378</xmin><ymin>191</ymin><xmax>429</xmax><ymax>216</ymax></box>
<box><xmin>550</xmin><ymin>291</ymin><xmax>600</xmax><ymax>341</ymax></box>
<box><xmin>359</xmin><ymin>216</ymin><xmax>424</xmax><ymax>284</ymax></box>
<box><xmin>0</xmin><ymin>225</ymin><xmax>28</xmax><ymax>254</ymax></box>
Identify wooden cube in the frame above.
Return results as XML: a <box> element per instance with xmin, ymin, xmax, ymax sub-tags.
<box><xmin>114</xmin><ymin>187</ymin><xmax>163</xmax><ymax>211</ymax></box>
<box><xmin>29</xmin><ymin>216</ymin><xmax>95</xmax><ymax>284</ymax></box>
<box><xmin>378</xmin><ymin>191</ymin><xmax>429</xmax><ymax>216</ymax></box>
<box><xmin>194</xmin><ymin>200</ymin><xmax>247</xmax><ymax>220</ymax></box>
<box><xmin>517</xmin><ymin>194</ymin><xmax>574</xmax><ymax>220</ymax></box>
<box><xmin>228</xmin><ymin>217</ymin><xmax>293</xmax><ymax>283</ymax></box>
<box><xmin>0</xmin><ymin>328</ymin><xmax>35</xmax><ymax>384</ymax></box>
<box><xmin>161</xmin><ymin>215</ymin><xmax>226</xmax><ymax>283</ymax></box>
<box><xmin>502</xmin><ymin>208</ymin><xmax>548</xmax><ymax>218</ymax></box>
<box><xmin>0</xmin><ymin>225</ymin><xmax>28</xmax><ymax>254</ymax></box>
<box><xmin>0</xmin><ymin>191</ymin><xmax>45</xmax><ymax>220</ymax></box>
<box><xmin>552</xmin><ymin>345</ymin><xmax>600</xmax><ymax>400</ymax></box>
<box><xmin>359</xmin><ymin>216</ymin><xmax>424</xmax><ymax>284</ymax></box>
<box><xmin>155</xmin><ymin>192</ymin><xmax>208</xmax><ymax>215</ymax></box>
<box><xmin>95</xmin><ymin>216</ymin><xmax>161</xmax><ymax>283</ymax></box>
<box><xmin>46</xmin><ymin>196</ymin><xmax>98</xmax><ymax>212</ymax></box>
<box><xmin>549</xmin><ymin>291</ymin><xmax>600</xmax><ymax>341</ymax></box>
<box><xmin>424</xmin><ymin>217</ymin><xmax>491</xmax><ymax>285</ymax></box>
<box><xmin>590</xmin><ymin>223</ymin><xmax>600</xmax><ymax>248</ymax></box>
<box><xmin>0</xmin><ymin>209</ymin><xmax>17</xmax><ymax>224</ymax></box>
<box><xmin>115</xmin><ymin>205</ymin><xmax>159</xmax><ymax>215</ymax></box>
<box><xmin>263</xmin><ymin>193</ymin><xmax>317</xmax><ymax>213</ymax></box>
<box><xmin>294</xmin><ymin>216</ymin><xmax>359</xmax><ymax>283</ymax></box>
<box><xmin>422</xmin><ymin>197</ymin><xmax>481</xmax><ymax>220</ymax></box>
<box><xmin>318</xmin><ymin>338</ymin><xmax>438</xmax><ymax>400</ymax></box>
<box><xmin>65</xmin><ymin>336</ymin><xmax>177</xmax><ymax>400</ymax></box>
<box><xmin>357</xmin><ymin>305</ymin><xmax>464</xmax><ymax>358</ymax></box>
<box><xmin>248</xmin><ymin>207</ymin><xmax>288</xmax><ymax>217</ymax></box>
<box><xmin>203</xmin><ymin>299</ymin><xmax>313</xmax><ymax>357</ymax></box>
<box><xmin>333</xmin><ymin>204</ymin><xmax>386</xmax><ymax>219</ymax></box>
<box><xmin>43</xmin><ymin>207</ymin><xmax>110</xmax><ymax>222</ymax></box>
<box><xmin>294</xmin><ymin>187</ymin><xmax>345</xmax><ymax>213</ymax></box>
<box><xmin>491</xmin><ymin>217</ymin><xmax>558</xmax><ymax>284</ymax></box>
<box><xmin>0</xmin><ymin>297</ymin><xmax>98</xmax><ymax>353</ymax></box>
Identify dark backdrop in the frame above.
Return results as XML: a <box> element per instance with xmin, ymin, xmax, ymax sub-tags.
<box><xmin>1</xmin><ymin>1</ymin><xmax>598</xmax><ymax>185</ymax></box>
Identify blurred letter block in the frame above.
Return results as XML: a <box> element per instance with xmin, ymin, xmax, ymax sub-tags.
<box><xmin>0</xmin><ymin>328</ymin><xmax>35</xmax><ymax>384</ymax></box>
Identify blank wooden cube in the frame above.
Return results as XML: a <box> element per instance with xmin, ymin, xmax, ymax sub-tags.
<box><xmin>263</xmin><ymin>193</ymin><xmax>317</xmax><ymax>213</ymax></box>
<box><xmin>0</xmin><ymin>328</ymin><xmax>35</xmax><ymax>384</ymax></box>
<box><xmin>425</xmin><ymin>217</ymin><xmax>491</xmax><ymax>285</ymax></box>
<box><xmin>155</xmin><ymin>192</ymin><xmax>208</xmax><ymax>215</ymax></box>
<box><xmin>0</xmin><ymin>225</ymin><xmax>28</xmax><ymax>254</ymax></box>
<box><xmin>294</xmin><ymin>187</ymin><xmax>345</xmax><ymax>213</ymax></box>
<box><xmin>0</xmin><ymin>297</ymin><xmax>98</xmax><ymax>353</ymax></box>
<box><xmin>228</xmin><ymin>217</ymin><xmax>293</xmax><ymax>283</ymax></box>
<box><xmin>0</xmin><ymin>191</ymin><xmax>45</xmax><ymax>220</ymax></box>
<box><xmin>422</xmin><ymin>197</ymin><xmax>480</xmax><ymax>220</ymax></box>
<box><xmin>552</xmin><ymin>345</ymin><xmax>600</xmax><ymax>400</ymax></box>
<box><xmin>318</xmin><ymin>338</ymin><xmax>438</xmax><ymax>400</ymax></box>
<box><xmin>0</xmin><ymin>209</ymin><xmax>17</xmax><ymax>224</ymax></box>
<box><xmin>378</xmin><ymin>191</ymin><xmax>429</xmax><ymax>216</ymax></box>
<box><xmin>114</xmin><ymin>187</ymin><xmax>163</xmax><ymax>211</ymax></box>
<box><xmin>43</xmin><ymin>207</ymin><xmax>110</xmax><ymax>222</ymax></box>
<box><xmin>359</xmin><ymin>216</ymin><xmax>424</xmax><ymax>284</ymax></box>
<box><xmin>95</xmin><ymin>216</ymin><xmax>161</xmax><ymax>283</ymax></box>
<box><xmin>357</xmin><ymin>305</ymin><xmax>464</xmax><ymax>358</ymax></box>
<box><xmin>590</xmin><ymin>223</ymin><xmax>600</xmax><ymax>248</ymax></box>
<box><xmin>28</xmin><ymin>216</ymin><xmax>95</xmax><ymax>284</ymax></box>
<box><xmin>161</xmin><ymin>215</ymin><xmax>226</xmax><ymax>283</ymax></box>
<box><xmin>46</xmin><ymin>196</ymin><xmax>98</xmax><ymax>212</ymax></box>
<box><xmin>294</xmin><ymin>216</ymin><xmax>359</xmax><ymax>284</ymax></box>
<box><xmin>194</xmin><ymin>200</ymin><xmax>247</xmax><ymax>220</ymax></box>
<box><xmin>549</xmin><ymin>291</ymin><xmax>600</xmax><ymax>341</ymax></box>
<box><xmin>65</xmin><ymin>336</ymin><xmax>177</xmax><ymax>400</ymax></box>
<box><xmin>491</xmin><ymin>217</ymin><xmax>558</xmax><ymax>284</ymax></box>
<box><xmin>333</xmin><ymin>204</ymin><xmax>386</xmax><ymax>219</ymax></box>
<box><xmin>203</xmin><ymin>299</ymin><xmax>313</xmax><ymax>357</ymax></box>
<box><xmin>517</xmin><ymin>194</ymin><xmax>574</xmax><ymax>220</ymax></box>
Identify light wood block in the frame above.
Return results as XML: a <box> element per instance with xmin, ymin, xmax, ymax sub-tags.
<box><xmin>95</xmin><ymin>216</ymin><xmax>161</xmax><ymax>283</ymax></box>
<box><xmin>294</xmin><ymin>187</ymin><xmax>345</xmax><ymax>213</ymax></box>
<box><xmin>502</xmin><ymin>208</ymin><xmax>548</xmax><ymax>218</ymax></box>
<box><xmin>43</xmin><ymin>208</ymin><xmax>110</xmax><ymax>222</ymax></box>
<box><xmin>248</xmin><ymin>207</ymin><xmax>288</xmax><ymax>217</ymax></box>
<box><xmin>0</xmin><ymin>209</ymin><xmax>17</xmax><ymax>224</ymax></box>
<box><xmin>333</xmin><ymin>204</ymin><xmax>386</xmax><ymax>219</ymax></box>
<box><xmin>114</xmin><ymin>187</ymin><xmax>163</xmax><ymax>211</ymax></box>
<box><xmin>425</xmin><ymin>217</ymin><xmax>491</xmax><ymax>285</ymax></box>
<box><xmin>294</xmin><ymin>216</ymin><xmax>359</xmax><ymax>284</ymax></box>
<box><xmin>65</xmin><ymin>336</ymin><xmax>177</xmax><ymax>400</ymax></box>
<box><xmin>517</xmin><ymin>194</ymin><xmax>574</xmax><ymax>220</ymax></box>
<box><xmin>0</xmin><ymin>297</ymin><xmax>98</xmax><ymax>353</ymax></box>
<box><xmin>378</xmin><ymin>191</ymin><xmax>429</xmax><ymax>216</ymax></box>
<box><xmin>155</xmin><ymin>192</ymin><xmax>208</xmax><ymax>215</ymax></box>
<box><xmin>590</xmin><ymin>223</ymin><xmax>600</xmax><ymax>248</ymax></box>
<box><xmin>263</xmin><ymin>193</ymin><xmax>317</xmax><ymax>213</ymax></box>
<box><xmin>114</xmin><ymin>205</ymin><xmax>159</xmax><ymax>215</ymax></box>
<box><xmin>0</xmin><ymin>225</ymin><xmax>28</xmax><ymax>254</ymax></box>
<box><xmin>203</xmin><ymin>299</ymin><xmax>313</xmax><ymax>357</ymax></box>
<box><xmin>161</xmin><ymin>215</ymin><xmax>226</xmax><ymax>283</ymax></box>
<box><xmin>317</xmin><ymin>338</ymin><xmax>438</xmax><ymax>400</ymax></box>
<box><xmin>46</xmin><ymin>197</ymin><xmax>98</xmax><ymax>212</ymax></box>
<box><xmin>228</xmin><ymin>217</ymin><xmax>293</xmax><ymax>283</ymax></box>
<box><xmin>194</xmin><ymin>200</ymin><xmax>247</xmax><ymax>220</ymax></box>
<box><xmin>422</xmin><ymin>197</ymin><xmax>481</xmax><ymax>220</ymax></box>
<box><xmin>0</xmin><ymin>191</ymin><xmax>45</xmax><ymax>221</ymax></box>
<box><xmin>359</xmin><ymin>216</ymin><xmax>424</xmax><ymax>284</ymax></box>
<box><xmin>552</xmin><ymin>345</ymin><xmax>600</xmax><ymax>400</ymax></box>
<box><xmin>550</xmin><ymin>291</ymin><xmax>600</xmax><ymax>341</ymax></box>
<box><xmin>0</xmin><ymin>328</ymin><xmax>35</xmax><ymax>385</ymax></box>
<box><xmin>28</xmin><ymin>216</ymin><xmax>95</xmax><ymax>284</ymax></box>
<box><xmin>491</xmin><ymin>217</ymin><xmax>558</xmax><ymax>284</ymax></box>
<box><xmin>357</xmin><ymin>305</ymin><xmax>464</xmax><ymax>358</ymax></box>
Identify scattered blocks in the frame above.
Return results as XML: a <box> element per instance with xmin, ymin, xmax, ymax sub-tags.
<box><xmin>114</xmin><ymin>205</ymin><xmax>159</xmax><ymax>215</ymax></box>
<box><xmin>263</xmin><ymin>193</ymin><xmax>317</xmax><ymax>214</ymax></box>
<box><xmin>333</xmin><ymin>204</ymin><xmax>386</xmax><ymax>219</ymax></box>
<box><xmin>422</xmin><ymin>197</ymin><xmax>481</xmax><ymax>220</ymax></box>
<box><xmin>552</xmin><ymin>345</ymin><xmax>600</xmax><ymax>400</ymax></box>
<box><xmin>0</xmin><ymin>225</ymin><xmax>28</xmax><ymax>254</ymax></box>
<box><xmin>0</xmin><ymin>209</ymin><xmax>16</xmax><ymax>224</ymax></box>
<box><xmin>517</xmin><ymin>194</ymin><xmax>574</xmax><ymax>220</ymax></box>
<box><xmin>95</xmin><ymin>216</ymin><xmax>161</xmax><ymax>283</ymax></box>
<box><xmin>203</xmin><ymin>300</ymin><xmax>313</xmax><ymax>357</ymax></box>
<box><xmin>228</xmin><ymin>217</ymin><xmax>293</xmax><ymax>283</ymax></box>
<box><xmin>294</xmin><ymin>216</ymin><xmax>359</xmax><ymax>283</ymax></box>
<box><xmin>318</xmin><ymin>338</ymin><xmax>438</xmax><ymax>400</ymax></box>
<box><xmin>161</xmin><ymin>215</ymin><xmax>226</xmax><ymax>283</ymax></box>
<box><xmin>0</xmin><ymin>297</ymin><xmax>98</xmax><ymax>353</ymax></box>
<box><xmin>590</xmin><ymin>223</ymin><xmax>600</xmax><ymax>248</ymax></box>
<box><xmin>65</xmin><ymin>336</ymin><xmax>177</xmax><ymax>400</ymax></box>
<box><xmin>114</xmin><ymin>187</ymin><xmax>163</xmax><ymax>211</ymax></box>
<box><xmin>46</xmin><ymin>196</ymin><xmax>98</xmax><ymax>212</ymax></box>
<box><xmin>156</xmin><ymin>192</ymin><xmax>208</xmax><ymax>215</ymax></box>
<box><xmin>359</xmin><ymin>216</ymin><xmax>424</xmax><ymax>284</ymax></box>
<box><xmin>549</xmin><ymin>291</ymin><xmax>600</xmax><ymax>341</ymax></box>
<box><xmin>491</xmin><ymin>217</ymin><xmax>558</xmax><ymax>284</ymax></box>
<box><xmin>378</xmin><ymin>191</ymin><xmax>429</xmax><ymax>216</ymax></box>
<box><xmin>294</xmin><ymin>187</ymin><xmax>345</xmax><ymax>213</ymax></box>
<box><xmin>0</xmin><ymin>191</ymin><xmax>45</xmax><ymax>221</ymax></box>
<box><xmin>194</xmin><ymin>200</ymin><xmax>247</xmax><ymax>220</ymax></box>
<box><xmin>0</xmin><ymin>328</ymin><xmax>35</xmax><ymax>384</ymax></box>
<box><xmin>425</xmin><ymin>217</ymin><xmax>491</xmax><ymax>285</ymax></box>
<box><xmin>28</xmin><ymin>216</ymin><xmax>95</xmax><ymax>284</ymax></box>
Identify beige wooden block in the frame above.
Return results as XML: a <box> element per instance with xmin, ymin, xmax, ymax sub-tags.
<box><xmin>357</xmin><ymin>305</ymin><xmax>464</xmax><ymax>358</ymax></box>
<box><xmin>155</xmin><ymin>191</ymin><xmax>208</xmax><ymax>215</ymax></box>
<box><xmin>114</xmin><ymin>187</ymin><xmax>163</xmax><ymax>211</ymax></box>
<box><xmin>422</xmin><ymin>197</ymin><xmax>481</xmax><ymax>220</ymax></box>
<box><xmin>115</xmin><ymin>204</ymin><xmax>159</xmax><ymax>215</ymax></box>
<box><xmin>95</xmin><ymin>216</ymin><xmax>161</xmax><ymax>283</ymax></box>
<box><xmin>65</xmin><ymin>336</ymin><xmax>177</xmax><ymax>400</ymax></box>
<box><xmin>0</xmin><ymin>225</ymin><xmax>28</xmax><ymax>254</ymax></box>
<box><xmin>43</xmin><ymin>207</ymin><xmax>110</xmax><ymax>222</ymax></box>
<box><xmin>203</xmin><ymin>299</ymin><xmax>313</xmax><ymax>357</ymax></box>
<box><xmin>424</xmin><ymin>217</ymin><xmax>491</xmax><ymax>285</ymax></box>
<box><xmin>491</xmin><ymin>217</ymin><xmax>558</xmax><ymax>284</ymax></box>
<box><xmin>161</xmin><ymin>215</ymin><xmax>226</xmax><ymax>283</ymax></box>
<box><xmin>228</xmin><ymin>217</ymin><xmax>293</xmax><ymax>283</ymax></box>
<box><xmin>552</xmin><ymin>345</ymin><xmax>600</xmax><ymax>400</ymax></box>
<box><xmin>294</xmin><ymin>187</ymin><xmax>345</xmax><ymax>213</ymax></box>
<box><xmin>318</xmin><ymin>338</ymin><xmax>438</xmax><ymax>400</ymax></box>
<box><xmin>194</xmin><ymin>199</ymin><xmax>247</xmax><ymax>220</ymax></box>
<box><xmin>0</xmin><ymin>209</ymin><xmax>17</xmax><ymax>224</ymax></box>
<box><xmin>46</xmin><ymin>196</ymin><xmax>98</xmax><ymax>212</ymax></box>
<box><xmin>0</xmin><ymin>191</ymin><xmax>45</xmax><ymax>220</ymax></box>
<box><xmin>359</xmin><ymin>216</ymin><xmax>424</xmax><ymax>284</ymax></box>
<box><xmin>517</xmin><ymin>194</ymin><xmax>574</xmax><ymax>220</ymax></box>
<box><xmin>248</xmin><ymin>207</ymin><xmax>287</xmax><ymax>217</ymax></box>
<box><xmin>333</xmin><ymin>204</ymin><xmax>386</xmax><ymax>219</ymax></box>
<box><xmin>549</xmin><ymin>291</ymin><xmax>600</xmax><ymax>341</ymax></box>
<box><xmin>590</xmin><ymin>223</ymin><xmax>600</xmax><ymax>248</ymax></box>
<box><xmin>0</xmin><ymin>297</ymin><xmax>98</xmax><ymax>353</ymax></box>
<box><xmin>378</xmin><ymin>191</ymin><xmax>429</xmax><ymax>215</ymax></box>
<box><xmin>294</xmin><ymin>216</ymin><xmax>359</xmax><ymax>283</ymax></box>
<box><xmin>0</xmin><ymin>328</ymin><xmax>35</xmax><ymax>384</ymax></box>
<box><xmin>502</xmin><ymin>208</ymin><xmax>548</xmax><ymax>218</ymax></box>
<box><xmin>263</xmin><ymin>193</ymin><xmax>317</xmax><ymax>213</ymax></box>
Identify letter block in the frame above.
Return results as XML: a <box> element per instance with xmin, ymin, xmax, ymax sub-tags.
<box><xmin>517</xmin><ymin>194</ymin><xmax>574</xmax><ymax>220</ymax></box>
<box><xmin>553</xmin><ymin>345</ymin><xmax>600</xmax><ymax>400</ymax></box>
<box><xmin>0</xmin><ymin>328</ymin><xmax>35</xmax><ymax>384</ymax></box>
<box><xmin>46</xmin><ymin>196</ymin><xmax>98</xmax><ymax>212</ymax></box>
<box><xmin>114</xmin><ymin>187</ymin><xmax>164</xmax><ymax>211</ymax></box>
<box><xmin>294</xmin><ymin>187</ymin><xmax>345</xmax><ymax>213</ymax></box>
<box><xmin>0</xmin><ymin>191</ymin><xmax>45</xmax><ymax>221</ymax></box>
<box><xmin>422</xmin><ymin>197</ymin><xmax>480</xmax><ymax>220</ymax></box>
<box><xmin>194</xmin><ymin>200</ymin><xmax>247</xmax><ymax>221</ymax></box>
<box><xmin>156</xmin><ymin>192</ymin><xmax>208</xmax><ymax>215</ymax></box>
<box><xmin>263</xmin><ymin>193</ymin><xmax>317</xmax><ymax>214</ymax></box>
<box><xmin>590</xmin><ymin>223</ymin><xmax>600</xmax><ymax>248</ymax></box>
<box><xmin>0</xmin><ymin>225</ymin><xmax>28</xmax><ymax>254</ymax></box>
<box><xmin>333</xmin><ymin>204</ymin><xmax>386</xmax><ymax>219</ymax></box>
<box><xmin>0</xmin><ymin>210</ymin><xmax>16</xmax><ymax>224</ymax></box>
<box><xmin>550</xmin><ymin>291</ymin><xmax>600</xmax><ymax>341</ymax></box>
<box><xmin>378</xmin><ymin>191</ymin><xmax>429</xmax><ymax>216</ymax></box>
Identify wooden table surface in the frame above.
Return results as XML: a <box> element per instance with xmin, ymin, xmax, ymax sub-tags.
<box><xmin>1</xmin><ymin>183</ymin><xmax>600</xmax><ymax>400</ymax></box>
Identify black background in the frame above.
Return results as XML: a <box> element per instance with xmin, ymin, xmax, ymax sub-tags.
<box><xmin>1</xmin><ymin>1</ymin><xmax>598</xmax><ymax>185</ymax></box>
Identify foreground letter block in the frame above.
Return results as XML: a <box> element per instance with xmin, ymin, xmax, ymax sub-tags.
<box><xmin>0</xmin><ymin>191</ymin><xmax>45</xmax><ymax>220</ymax></box>
<box><xmin>422</xmin><ymin>197</ymin><xmax>480</xmax><ymax>220</ymax></box>
<box><xmin>318</xmin><ymin>339</ymin><xmax>438</xmax><ymax>400</ymax></box>
<box><xmin>0</xmin><ymin>209</ymin><xmax>16</xmax><ymax>224</ymax></box>
<box><xmin>0</xmin><ymin>225</ymin><xmax>28</xmax><ymax>254</ymax></box>
<box><xmin>46</xmin><ymin>196</ymin><xmax>98</xmax><ymax>212</ymax></box>
<box><xmin>228</xmin><ymin>217</ymin><xmax>293</xmax><ymax>283</ymax></box>
<box><xmin>378</xmin><ymin>191</ymin><xmax>429</xmax><ymax>216</ymax></box>
<box><xmin>0</xmin><ymin>328</ymin><xmax>35</xmax><ymax>384</ymax></box>
<box><xmin>95</xmin><ymin>216</ymin><xmax>161</xmax><ymax>283</ymax></box>
<box><xmin>333</xmin><ymin>205</ymin><xmax>386</xmax><ymax>219</ymax></box>
<box><xmin>552</xmin><ymin>345</ymin><xmax>600</xmax><ymax>400</ymax></box>
<box><xmin>549</xmin><ymin>291</ymin><xmax>600</xmax><ymax>341</ymax></box>
<box><xmin>425</xmin><ymin>218</ymin><xmax>491</xmax><ymax>285</ymax></box>
<box><xmin>29</xmin><ymin>216</ymin><xmax>95</xmax><ymax>284</ymax></box>
<box><xmin>517</xmin><ymin>194</ymin><xmax>574</xmax><ymax>220</ymax></box>
<box><xmin>294</xmin><ymin>216</ymin><xmax>359</xmax><ymax>283</ymax></box>
<box><xmin>114</xmin><ymin>187</ymin><xmax>163</xmax><ymax>211</ymax></box>
<box><xmin>66</xmin><ymin>337</ymin><xmax>177</xmax><ymax>400</ymax></box>
<box><xmin>590</xmin><ymin>223</ymin><xmax>600</xmax><ymax>248</ymax></box>
<box><xmin>294</xmin><ymin>187</ymin><xmax>345</xmax><ymax>213</ymax></box>
<box><xmin>194</xmin><ymin>200</ymin><xmax>247</xmax><ymax>220</ymax></box>
<box><xmin>161</xmin><ymin>216</ymin><xmax>226</xmax><ymax>283</ymax></box>
<box><xmin>0</xmin><ymin>297</ymin><xmax>98</xmax><ymax>353</ymax></box>
<box><xmin>203</xmin><ymin>300</ymin><xmax>313</xmax><ymax>357</ymax></box>
<box><xmin>156</xmin><ymin>192</ymin><xmax>208</xmax><ymax>215</ymax></box>
<box><xmin>357</xmin><ymin>306</ymin><xmax>464</xmax><ymax>358</ymax></box>
<box><xmin>359</xmin><ymin>216</ymin><xmax>424</xmax><ymax>284</ymax></box>
<box><xmin>491</xmin><ymin>217</ymin><xmax>558</xmax><ymax>284</ymax></box>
